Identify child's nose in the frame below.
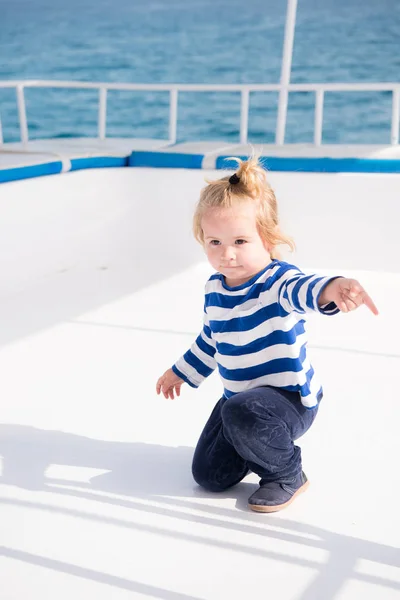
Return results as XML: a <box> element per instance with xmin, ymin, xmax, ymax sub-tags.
<box><xmin>221</xmin><ymin>246</ymin><xmax>236</xmax><ymax>261</ymax></box>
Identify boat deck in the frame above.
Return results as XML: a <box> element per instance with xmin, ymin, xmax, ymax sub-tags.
<box><xmin>0</xmin><ymin>167</ymin><xmax>399</xmax><ymax>599</ymax></box>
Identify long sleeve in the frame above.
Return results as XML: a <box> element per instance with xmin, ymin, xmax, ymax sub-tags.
<box><xmin>172</xmin><ymin>307</ymin><xmax>217</xmax><ymax>388</ymax></box>
<box><xmin>277</xmin><ymin>269</ymin><xmax>341</xmax><ymax>315</ymax></box>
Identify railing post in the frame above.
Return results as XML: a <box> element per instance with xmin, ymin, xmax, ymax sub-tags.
<box><xmin>314</xmin><ymin>89</ymin><xmax>324</xmax><ymax>146</ymax></box>
<box><xmin>169</xmin><ymin>88</ymin><xmax>178</xmax><ymax>144</ymax></box>
<box><xmin>98</xmin><ymin>87</ymin><xmax>107</xmax><ymax>140</ymax></box>
<box><xmin>16</xmin><ymin>84</ymin><xmax>29</xmax><ymax>144</ymax></box>
<box><xmin>276</xmin><ymin>0</ymin><xmax>298</xmax><ymax>145</ymax></box>
<box><xmin>391</xmin><ymin>88</ymin><xmax>400</xmax><ymax>145</ymax></box>
<box><xmin>240</xmin><ymin>88</ymin><xmax>249</xmax><ymax>144</ymax></box>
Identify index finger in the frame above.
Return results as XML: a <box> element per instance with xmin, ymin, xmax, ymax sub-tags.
<box><xmin>362</xmin><ymin>292</ymin><xmax>379</xmax><ymax>315</ymax></box>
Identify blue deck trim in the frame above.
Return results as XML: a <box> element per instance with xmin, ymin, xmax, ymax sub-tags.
<box><xmin>70</xmin><ymin>156</ymin><xmax>129</xmax><ymax>171</ymax></box>
<box><xmin>129</xmin><ymin>151</ymin><xmax>204</xmax><ymax>169</ymax></box>
<box><xmin>217</xmin><ymin>155</ymin><xmax>400</xmax><ymax>173</ymax></box>
<box><xmin>0</xmin><ymin>161</ymin><xmax>63</xmax><ymax>183</ymax></box>
<box><xmin>2</xmin><ymin>150</ymin><xmax>400</xmax><ymax>184</ymax></box>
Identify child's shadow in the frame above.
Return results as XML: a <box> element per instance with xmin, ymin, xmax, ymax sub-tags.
<box><xmin>0</xmin><ymin>424</ymin><xmax>255</xmax><ymax>504</ymax></box>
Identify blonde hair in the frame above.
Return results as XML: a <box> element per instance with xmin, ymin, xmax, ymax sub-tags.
<box><xmin>193</xmin><ymin>155</ymin><xmax>295</xmax><ymax>260</ymax></box>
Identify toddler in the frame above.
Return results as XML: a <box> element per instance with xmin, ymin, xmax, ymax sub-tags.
<box><xmin>156</xmin><ymin>156</ymin><xmax>378</xmax><ymax>512</ymax></box>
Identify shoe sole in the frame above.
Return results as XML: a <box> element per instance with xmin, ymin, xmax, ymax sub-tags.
<box><xmin>248</xmin><ymin>480</ymin><xmax>310</xmax><ymax>513</ymax></box>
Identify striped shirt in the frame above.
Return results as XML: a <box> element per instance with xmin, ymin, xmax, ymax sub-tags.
<box><xmin>172</xmin><ymin>260</ymin><xmax>339</xmax><ymax>408</ymax></box>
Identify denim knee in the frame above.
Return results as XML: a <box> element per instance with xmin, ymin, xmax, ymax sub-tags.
<box><xmin>191</xmin><ymin>456</ymin><xmax>229</xmax><ymax>493</ymax></box>
<box><xmin>221</xmin><ymin>394</ymin><xmax>242</xmax><ymax>422</ymax></box>
<box><xmin>220</xmin><ymin>393</ymin><xmax>255</xmax><ymax>441</ymax></box>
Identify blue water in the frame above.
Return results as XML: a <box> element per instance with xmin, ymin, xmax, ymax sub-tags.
<box><xmin>1</xmin><ymin>0</ymin><xmax>400</xmax><ymax>144</ymax></box>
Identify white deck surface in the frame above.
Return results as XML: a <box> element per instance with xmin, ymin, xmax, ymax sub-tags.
<box><xmin>0</xmin><ymin>168</ymin><xmax>399</xmax><ymax>599</ymax></box>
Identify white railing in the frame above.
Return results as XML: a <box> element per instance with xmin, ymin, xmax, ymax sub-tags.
<box><xmin>0</xmin><ymin>79</ymin><xmax>399</xmax><ymax>146</ymax></box>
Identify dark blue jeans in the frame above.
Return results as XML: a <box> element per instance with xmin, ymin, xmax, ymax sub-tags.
<box><xmin>192</xmin><ymin>386</ymin><xmax>319</xmax><ymax>492</ymax></box>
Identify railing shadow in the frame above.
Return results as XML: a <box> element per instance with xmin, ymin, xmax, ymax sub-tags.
<box><xmin>0</xmin><ymin>424</ymin><xmax>399</xmax><ymax>600</ymax></box>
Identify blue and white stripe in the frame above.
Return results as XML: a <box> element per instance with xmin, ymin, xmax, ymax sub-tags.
<box><xmin>172</xmin><ymin>260</ymin><xmax>339</xmax><ymax>408</ymax></box>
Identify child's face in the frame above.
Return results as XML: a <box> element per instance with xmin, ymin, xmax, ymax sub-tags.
<box><xmin>201</xmin><ymin>202</ymin><xmax>272</xmax><ymax>286</ymax></box>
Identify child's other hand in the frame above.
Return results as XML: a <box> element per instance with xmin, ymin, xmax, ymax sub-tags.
<box><xmin>322</xmin><ymin>278</ymin><xmax>379</xmax><ymax>315</ymax></box>
<box><xmin>156</xmin><ymin>368</ymin><xmax>185</xmax><ymax>399</ymax></box>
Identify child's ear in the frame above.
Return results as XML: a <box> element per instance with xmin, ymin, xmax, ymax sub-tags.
<box><xmin>262</xmin><ymin>238</ymin><xmax>273</xmax><ymax>253</ymax></box>
<box><xmin>263</xmin><ymin>224</ymin><xmax>280</xmax><ymax>251</ymax></box>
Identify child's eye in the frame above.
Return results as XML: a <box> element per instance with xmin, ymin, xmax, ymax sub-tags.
<box><xmin>210</xmin><ymin>240</ymin><xmax>220</xmax><ymax>246</ymax></box>
<box><xmin>235</xmin><ymin>239</ymin><xmax>247</xmax><ymax>245</ymax></box>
